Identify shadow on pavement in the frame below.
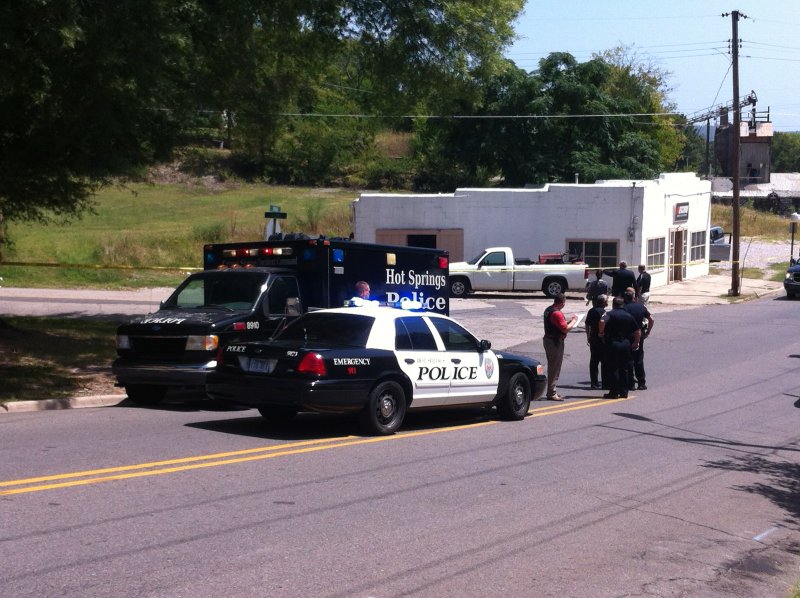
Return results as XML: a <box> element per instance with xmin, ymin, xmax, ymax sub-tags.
<box><xmin>187</xmin><ymin>406</ymin><xmax>497</xmax><ymax>441</ymax></box>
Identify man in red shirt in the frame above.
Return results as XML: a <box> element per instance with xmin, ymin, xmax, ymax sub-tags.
<box><xmin>542</xmin><ymin>293</ymin><xmax>579</xmax><ymax>401</ymax></box>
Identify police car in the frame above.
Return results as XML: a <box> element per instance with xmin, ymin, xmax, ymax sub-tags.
<box><xmin>206</xmin><ymin>303</ymin><xmax>547</xmax><ymax>435</ymax></box>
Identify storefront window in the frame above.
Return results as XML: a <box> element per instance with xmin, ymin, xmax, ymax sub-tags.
<box><xmin>690</xmin><ymin>231</ymin><xmax>706</xmax><ymax>261</ymax></box>
<box><xmin>647</xmin><ymin>237</ymin><xmax>666</xmax><ymax>271</ymax></box>
<box><xmin>568</xmin><ymin>240</ymin><xmax>618</xmax><ymax>268</ymax></box>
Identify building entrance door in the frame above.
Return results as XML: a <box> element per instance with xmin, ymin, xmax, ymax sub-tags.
<box><xmin>669</xmin><ymin>229</ymin><xmax>686</xmax><ymax>282</ymax></box>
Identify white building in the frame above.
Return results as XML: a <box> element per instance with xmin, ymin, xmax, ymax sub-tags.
<box><xmin>352</xmin><ymin>172</ymin><xmax>712</xmax><ymax>290</ymax></box>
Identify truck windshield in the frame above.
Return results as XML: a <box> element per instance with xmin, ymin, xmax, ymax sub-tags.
<box><xmin>162</xmin><ymin>271</ymin><xmax>269</xmax><ymax>311</ymax></box>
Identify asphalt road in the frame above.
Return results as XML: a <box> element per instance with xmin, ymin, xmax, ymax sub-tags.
<box><xmin>1</xmin><ymin>295</ymin><xmax>799</xmax><ymax>597</ymax></box>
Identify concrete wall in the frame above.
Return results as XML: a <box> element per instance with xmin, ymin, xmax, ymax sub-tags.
<box><xmin>353</xmin><ymin>173</ymin><xmax>711</xmax><ymax>289</ymax></box>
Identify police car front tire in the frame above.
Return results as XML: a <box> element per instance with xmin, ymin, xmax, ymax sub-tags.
<box><xmin>497</xmin><ymin>372</ymin><xmax>531</xmax><ymax>420</ymax></box>
<box><xmin>359</xmin><ymin>380</ymin><xmax>407</xmax><ymax>435</ymax></box>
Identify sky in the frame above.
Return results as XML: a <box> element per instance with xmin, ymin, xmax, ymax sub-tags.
<box><xmin>505</xmin><ymin>0</ymin><xmax>800</xmax><ymax>131</ymax></box>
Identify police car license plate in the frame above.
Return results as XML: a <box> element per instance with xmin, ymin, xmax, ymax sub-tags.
<box><xmin>249</xmin><ymin>358</ymin><xmax>277</xmax><ymax>374</ymax></box>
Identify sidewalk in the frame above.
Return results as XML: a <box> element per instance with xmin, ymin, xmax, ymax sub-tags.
<box><xmin>648</xmin><ymin>274</ymin><xmax>783</xmax><ymax>306</ymax></box>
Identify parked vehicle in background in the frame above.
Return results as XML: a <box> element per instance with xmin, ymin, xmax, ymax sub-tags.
<box><xmin>449</xmin><ymin>247</ymin><xmax>588</xmax><ymax>298</ymax></box>
<box><xmin>784</xmin><ymin>263</ymin><xmax>800</xmax><ymax>298</ymax></box>
<box><xmin>709</xmin><ymin>226</ymin><xmax>731</xmax><ymax>262</ymax></box>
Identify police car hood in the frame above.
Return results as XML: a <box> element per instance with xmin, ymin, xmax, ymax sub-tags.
<box><xmin>117</xmin><ymin>308</ymin><xmax>252</xmax><ymax>335</ymax></box>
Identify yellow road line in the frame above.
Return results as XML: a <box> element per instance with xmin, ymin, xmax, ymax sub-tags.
<box><xmin>0</xmin><ymin>421</ymin><xmax>496</xmax><ymax>496</ymax></box>
<box><xmin>1</xmin><ymin>397</ymin><xmax>630</xmax><ymax>496</ymax></box>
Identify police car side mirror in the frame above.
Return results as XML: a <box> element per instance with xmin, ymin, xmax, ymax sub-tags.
<box><xmin>479</xmin><ymin>339</ymin><xmax>492</xmax><ymax>352</ymax></box>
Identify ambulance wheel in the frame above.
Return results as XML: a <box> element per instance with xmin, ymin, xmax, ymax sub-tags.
<box><xmin>543</xmin><ymin>277</ymin><xmax>566</xmax><ymax>298</ymax></box>
<box><xmin>257</xmin><ymin>406</ymin><xmax>299</xmax><ymax>423</ymax></box>
<box><xmin>450</xmin><ymin>277</ymin><xmax>471</xmax><ymax>298</ymax></box>
<box><xmin>125</xmin><ymin>384</ymin><xmax>167</xmax><ymax>406</ymax></box>
<box><xmin>497</xmin><ymin>372</ymin><xmax>531</xmax><ymax>420</ymax></box>
<box><xmin>359</xmin><ymin>381</ymin><xmax>406</xmax><ymax>435</ymax></box>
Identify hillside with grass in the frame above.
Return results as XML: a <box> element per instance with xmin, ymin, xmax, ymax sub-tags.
<box><xmin>3</xmin><ymin>180</ymin><xmax>356</xmax><ymax>289</ymax></box>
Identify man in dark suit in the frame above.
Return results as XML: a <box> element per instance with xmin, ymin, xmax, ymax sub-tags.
<box><xmin>636</xmin><ymin>264</ymin><xmax>651</xmax><ymax>305</ymax></box>
<box><xmin>603</xmin><ymin>261</ymin><xmax>638</xmax><ymax>298</ymax></box>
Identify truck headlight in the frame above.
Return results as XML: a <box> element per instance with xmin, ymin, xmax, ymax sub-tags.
<box><xmin>186</xmin><ymin>335</ymin><xmax>219</xmax><ymax>351</ymax></box>
<box><xmin>116</xmin><ymin>335</ymin><xmax>131</xmax><ymax>350</ymax></box>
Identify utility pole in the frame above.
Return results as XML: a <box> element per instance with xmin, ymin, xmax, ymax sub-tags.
<box><xmin>725</xmin><ymin>10</ymin><xmax>746</xmax><ymax>296</ymax></box>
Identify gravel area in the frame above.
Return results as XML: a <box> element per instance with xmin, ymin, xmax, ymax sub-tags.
<box><xmin>712</xmin><ymin>239</ymin><xmax>792</xmax><ymax>273</ymax></box>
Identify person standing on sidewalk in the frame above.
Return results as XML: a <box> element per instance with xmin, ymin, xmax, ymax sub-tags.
<box><xmin>598</xmin><ymin>296</ymin><xmax>640</xmax><ymax>399</ymax></box>
<box><xmin>636</xmin><ymin>264</ymin><xmax>651</xmax><ymax>305</ymax></box>
<box><xmin>585</xmin><ymin>293</ymin><xmax>608</xmax><ymax>390</ymax></box>
<box><xmin>542</xmin><ymin>293</ymin><xmax>579</xmax><ymax>401</ymax></box>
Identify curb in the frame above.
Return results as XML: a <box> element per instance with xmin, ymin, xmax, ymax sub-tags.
<box><xmin>1</xmin><ymin>394</ymin><xmax>128</xmax><ymax>414</ymax></box>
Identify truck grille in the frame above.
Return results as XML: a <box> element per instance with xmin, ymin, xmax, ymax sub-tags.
<box><xmin>791</xmin><ymin>272</ymin><xmax>800</xmax><ymax>283</ymax></box>
<box><xmin>131</xmin><ymin>336</ymin><xmax>187</xmax><ymax>357</ymax></box>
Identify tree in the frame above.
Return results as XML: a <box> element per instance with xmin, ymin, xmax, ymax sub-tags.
<box><xmin>413</xmin><ymin>46</ymin><xmax>689</xmax><ymax>190</ymax></box>
<box><xmin>0</xmin><ymin>0</ymin><xmax>199</xmax><ymax>255</ymax></box>
<box><xmin>772</xmin><ymin>132</ymin><xmax>800</xmax><ymax>172</ymax></box>
<box><xmin>0</xmin><ymin>0</ymin><xmax>525</xmax><ymax>248</ymax></box>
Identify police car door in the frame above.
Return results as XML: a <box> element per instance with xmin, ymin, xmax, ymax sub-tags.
<box><xmin>393</xmin><ymin>315</ymin><xmax>451</xmax><ymax>408</ymax></box>
<box><xmin>427</xmin><ymin>316</ymin><xmax>499</xmax><ymax>405</ymax></box>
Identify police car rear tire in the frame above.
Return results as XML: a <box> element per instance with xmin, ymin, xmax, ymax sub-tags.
<box><xmin>124</xmin><ymin>384</ymin><xmax>167</xmax><ymax>406</ymax></box>
<box><xmin>497</xmin><ymin>372</ymin><xmax>531</xmax><ymax>420</ymax></box>
<box><xmin>257</xmin><ymin>406</ymin><xmax>299</xmax><ymax>423</ymax></box>
<box><xmin>359</xmin><ymin>381</ymin><xmax>407</xmax><ymax>435</ymax></box>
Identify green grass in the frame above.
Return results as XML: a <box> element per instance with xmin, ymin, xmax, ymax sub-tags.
<box><xmin>0</xmin><ymin>317</ymin><xmax>122</xmax><ymax>402</ymax></box>
<box><xmin>711</xmin><ymin>203</ymin><xmax>797</xmax><ymax>240</ymax></box>
<box><xmin>3</xmin><ymin>183</ymin><xmax>356</xmax><ymax>288</ymax></box>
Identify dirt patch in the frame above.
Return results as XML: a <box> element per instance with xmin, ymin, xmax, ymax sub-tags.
<box><xmin>0</xmin><ymin>317</ymin><xmax>122</xmax><ymax>402</ymax></box>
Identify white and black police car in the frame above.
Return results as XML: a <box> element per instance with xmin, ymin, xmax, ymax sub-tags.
<box><xmin>206</xmin><ymin>302</ymin><xmax>547</xmax><ymax>435</ymax></box>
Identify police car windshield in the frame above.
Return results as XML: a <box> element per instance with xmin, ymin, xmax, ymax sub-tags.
<box><xmin>276</xmin><ymin>313</ymin><xmax>374</xmax><ymax>348</ymax></box>
<box><xmin>162</xmin><ymin>271</ymin><xmax>268</xmax><ymax>311</ymax></box>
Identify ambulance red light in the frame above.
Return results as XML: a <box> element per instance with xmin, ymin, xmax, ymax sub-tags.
<box><xmin>233</xmin><ymin>322</ymin><xmax>246</xmax><ymax>331</ymax></box>
<box><xmin>258</xmin><ymin>248</ymin><xmax>274</xmax><ymax>256</ymax></box>
<box><xmin>438</xmin><ymin>256</ymin><xmax>448</xmax><ymax>269</ymax></box>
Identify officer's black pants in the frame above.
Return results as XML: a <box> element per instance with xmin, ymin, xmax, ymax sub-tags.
<box><xmin>627</xmin><ymin>337</ymin><xmax>645</xmax><ymax>388</ymax></box>
<box><xmin>589</xmin><ymin>338</ymin><xmax>605</xmax><ymax>386</ymax></box>
<box><xmin>606</xmin><ymin>339</ymin><xmax>632</xmax><ymax>397</ymax></box>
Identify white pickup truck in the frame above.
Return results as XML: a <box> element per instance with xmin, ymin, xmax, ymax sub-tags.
<box><xmin>449</xmin><ymin>247</ymin><xmax>588</xmax><ymax>298</ymax></box>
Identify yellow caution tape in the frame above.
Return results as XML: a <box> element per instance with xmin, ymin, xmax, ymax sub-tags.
<box><xmin>0</xmin><ymin>261</ymin><xmax>200</xmax><ymax>272</ymax></box>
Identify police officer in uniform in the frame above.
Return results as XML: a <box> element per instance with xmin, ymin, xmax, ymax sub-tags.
<box><xmin>598</xmin><ymin>296</ymin><xmax>640</xmax><ymax>399</ymax></box>
<box><xmin>585</xmin><ymin>293</ymin><xmax>608</xmax><ymax>390</ymax></box>
<box><xmin>623</xmin><ymin>288</ymin><xmax>654</xmax><ymax>390</ymax></box>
